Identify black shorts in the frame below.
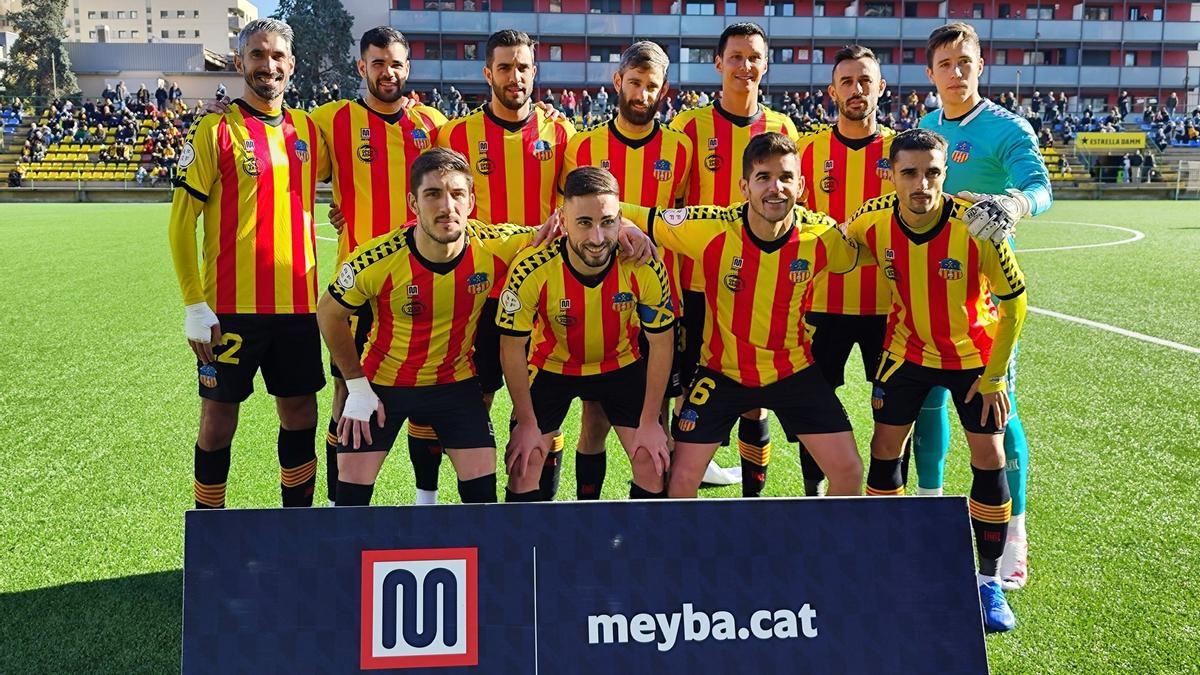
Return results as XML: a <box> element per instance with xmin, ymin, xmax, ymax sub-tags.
<box><xmin>637</xmin><ymin>324</ymin><xmax>684</xmax><ymax>399</ymax></box>
<box><xmin>198</xmin><ymin>314</ymin><xmax>325</xmax><ymax>403</ymax></box>
<box><xmin>530</xmin><ymin>361</ymin><xmax>648</xmax><ymax>434</ymax></box>
<box><xmin>871</xmin><ymin>355</ymin><xmax>1004</xmax><ymax>435</ymax></box>
<box><xmin>673</xmin><ymin>366</ymin><xmax>852</xmax><ymax>444</ymax></box>
<box><xmin>337</xmin><ymin>378</ymin><xmax>495</xmax><ymax>453</ymax></box>
<box><xmin>330</xmin><ymin>304</ymin><xmax>374</xmax><ymax>380</ymax></box>
<box><xmin>678</xmin><ymin>290</ymin><xmax>706</xmax><ymax>394</ymax></box>
<box><xmin>472</xmin><ymin>298</ymin><xmax>504</xmax><ymax>394</ymax></box>
<box><xmin>806</xmin><ymin>312</ymin><xmax>888</xmax><ymax>389</ymax></box>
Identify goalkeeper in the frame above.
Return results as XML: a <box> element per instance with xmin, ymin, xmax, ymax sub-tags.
<box><xmin>916</xmin><ymin>21</ymin><xmax>1051</xmax><ymax>591</ymax></box>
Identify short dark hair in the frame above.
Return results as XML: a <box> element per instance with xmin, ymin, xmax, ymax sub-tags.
<box><xmin>832</xmin><ymin>45</ymin><xmax>878</xmax><ymax>73</ymax></box>
<box><xmin>409</xmin><ymin>147</ymin><xmax>473</xmax><ymax>194</ymax></box>
<box><xmin>486</xmin><ymin>29</ymin><xmax>536</xmax><ymax>67</ymax></box>
<box><xmin>926</xmin><ymin>22</ymin><xmax>981</xmax><ymax>67</ymax></box>
<box><xmin>717</xmin><ymin>22</ymin><xmax>767</xmax><ymax>58</ymax></box>
<box><xmin>742</xmin><ymin>131</ymin><xmax>798</xmax><ymax>178</ymax></box>
<box><xmin>360</xmin><ymin>26</ymin><xmax>409</xmax><ymax>57</ymax></box>
<box><xmin>888</xmin><ymin>128</ymin><xmax>949</xmax><ymax>164</ymax></box>
<box><xmin>562</xmin><ymin>166</ymin><xmax>620</xmax><ymax>200</ymax></box>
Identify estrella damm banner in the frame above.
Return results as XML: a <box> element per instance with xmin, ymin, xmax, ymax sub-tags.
<box><xmin>1075</xmin><ymin>132</ymin><xmax>1146</xmax><ymax>152</ymax></box>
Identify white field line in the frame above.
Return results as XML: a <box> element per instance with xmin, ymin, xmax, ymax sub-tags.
<box><xmin>1028</xmin><ymin>306</ymin><xmax>1200</xmax><ymax>355</ymax></box>
<box><xmin>1016</xmin><ymin>220</ymin><xmax>1144</xmax><ymax>253</ymax></box>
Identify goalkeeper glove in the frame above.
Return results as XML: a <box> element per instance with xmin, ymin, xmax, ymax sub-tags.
<box><xmin>184</xmin><ymin>302</ymin><xmax>219</xmax><ymax>343</ymax></box>
<box><xmin>959</xmin><ymin>189</ymin><xmax>1030</xmax><ymax>243</ymax></box>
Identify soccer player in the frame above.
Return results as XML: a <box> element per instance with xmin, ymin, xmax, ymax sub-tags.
<box><xmin>846</xmin><ymin>128</ymin><xmax>1027</xmax><ymax>632</ymax></box>
<box><xmin>436</xmin><ymin>29</ymin><xmax>576</xmax><ymax>498</ymax></box>
<box><xmin>669</xmin><ymin>22</ymin><xmax>801</xmax><ymax>496</ymax></box>
<box><xmin>497</xmin><ymin>167</ymin><xmax>676</xmax><ymax>501</ymax></box>
<box><xmin>794</xmin><ymin>45</ymin><xmax>896</xmax><ymax>497</ymax></box>
<box><xmin>169</xmin><ymin>19</ymin><xmax>330</xmax><ymax>510</ymax></box>
<box><xmin>309</xmin><ymin>27</ymin><xmax>447</xmax><ymax>506</ymax></box>
<box><xmin>559</xmin><ymin>41</ymin><xmax>693</xmax><ymax>499</ymax></box>
<box><xmin>917</xmin><ymin>22</ymin><xmax>1052</xmax><ymax>589</ymax></box>
<box><xmin>618</xmin><ymin>132</ymin><xmax>865</xmax><ymax>498</ymax></box>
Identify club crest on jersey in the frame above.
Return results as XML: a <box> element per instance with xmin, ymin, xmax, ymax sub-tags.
<box><xmin>876</xmin><ymin>158</ymin><xmax>891</xmax><ymax>180</ymax></box>
<box><xmin>476</xmin><ymin>157</ymin><xmax>492</xmax><ymax>175</ymax></box>
<box><xmin>532</xmin><ymin>139</ymin><xmax>553</xmax><ymax>161</ymax></box>
<box><xmin>704</xmin><ymin>153</ymin><xmax>722</xmax><ymax>172</ymax></box>
<box><xmin>243</xmin><ymin>156</ymin><xmax>264</xmax><ymax>176</ymax></box>
<box><xmin>789</xmin><ymin>258</ymin><xmax>812</xmax><ymax>283</ymax></box>
<box><xmin>357</xmin><ymin>143</ymin><xmax>374</xmax><ymax>163</ymax></box>
<box><xmin>677</xmin><ymin>408</ymin><xmax>699</xmax><ymax>432</ymax></box>
<box><xmin>653</xmin><ymin>159</ymin><xmax>672</xmax><ymax>182</ymax></box>
<box><xmin>412</xmin><ymin>129</ymin><xmax>431</xmax><ymax>150</ymax></box>
<box><xmin>823</xmin><ymin>159</ymin><xmax>835</xmax><ymax>173</ymax></box>
<box><xmin>951</xmin><ymin>141</ymin><xmax>972</xmax><ymax>163</ymax></box>
<box><xmin>884</xmin><ymin>265</ymin><xmax>898</xmax><ymax>281</ymax></box>
<box><xmin>294</xmin><ymin>139</ymin><xmax>310</xmax><ymax>163</ymax></box>
<box><xmin>198</xmin><ymin>363</ymin><xmax>218</xmax><ymax>389</ymax></box>
<box><xmin>723</xmin><ymin>272</ymin><xmax>744</xmax><ymax>292</ymax></box>
<box><xmin>938</xmin><ymin>257</ymin><xmax>964</xmax><ymax>280</ymax></box>
<box><xmin>871</xmin><ymin>385</ymin><xmax>886</xmax><ymax>410</ymax></box>
<box><xmin>466</xmin><ymin>272</ymin><xmax>491</xmax><ymax>294</ymax></box>
<box><xmin>611</xmin><ymin>291</ymin><xmax>635</xmax><ymax>312</ymax></box>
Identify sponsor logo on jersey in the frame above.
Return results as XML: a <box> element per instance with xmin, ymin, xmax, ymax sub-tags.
<box><xmin>360</xmin><ymin>548</ymin><xmax>478</xmax><ymax>669</ymax></box>
<box><xmin>731</xmin><ymin>256</ymin><xmax>743</xmax><ymax>270</ymax></box>
<box><xmin>938</xmin><ymin>257</ymin><xmax>964</xmax><ymax>281</ymax></box>
<box><xmin>466</xmin><ymin>272</ymin><xmax>491</xmax><ymax>295</ymax></box>
<box><xmin>337</xmin><ymin>263</ymin><xmax>356</xmax><ymax>289</ymax></box>
<box><xmin>951</xmin><ymin>141</ymin><xmax>972</xmax><ymax>164</ymax></box>
<box><xmin>661</xmin><ymin>208</ymin><xmax>687</xmax><ymax>227</ymax></box>
<box><xmin>871</xmin><ymin>385</ymin><xmax>886</xmax><ymax>410</ymax></box>
<box><xmin>360</xmin><ymin>128</ymin><xmax>371</xmax><ymax>140</ymax></box>
<box><xmin>478</xmin><ymin>141</ymin><xmax>489</xmax><ymax>154</ymax></box>
<box><xmin>500</xmin><ymin>289</ymin><xmax>522</xmax><ymax>314</ymax></box>
<box><xmin>357</xmin><ymin>143</ymin><xmax>374</xmax><ymax>163</ymax></box>
<box><xmin>704</xmin><ymin>154</ymin><xmax>722</xmax><ymax>172</ymax></box>
<box><xmin>820</xmin><ymin>175</ymin><xmax>838</xmax><ymax>193</ymax></box>
<box><xmin>788</xmin><ymin>258</ymin><xmax>812</xmax><ymax>283</ymax></box>
<box><xmin>600</xmin><ymin>159</ymin><xmax>611</xmax><ymax>171</ymax></box>
<box><xmin>884</xmin><ymin>248</ymin><xmax>895</xmax><ymax>261</ymax></box>
<box><xmin>707</xmin><ymin>137</ymin><xmax>718</xmax><ymax>150</ymax></box>
<box><xmin>243</xmin><ymin>156</ymin><xmax>264</xmax><ymax>176</ymax></box>
<box><xmin>178</xmin><ymin>142</ymin><xmax>196</xmax><ymax>168</ymax></box>
<box><xmin>611</xmin><ymin>291</ymin><xmax>635</xmax><ymax>312</ymax></box>
<box><xmin>823</xmin><ymin>159</ymin><xmax>835</xmax><ymax>173</ymax></box>
<box><xmin>653</xmin><ymin>159</ymin><xmax>672</xmax><ymax>182</ymax></box>
<box><xmin>243</xmin><ymin>139</ymin><xmax>255</xmax><ymax>152</ymax></box>
<box><xmin>476</xmin><ymin>157</ymin><xmax>492</xmax><ymax>175</ymax></box>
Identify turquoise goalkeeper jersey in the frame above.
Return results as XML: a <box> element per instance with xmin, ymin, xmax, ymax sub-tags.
<box><xmin>918</xmin><ymin>99</ymin><xmax>1053</xmax><ymax>217</ymax></box>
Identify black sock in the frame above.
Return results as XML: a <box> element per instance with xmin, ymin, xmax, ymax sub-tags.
<box><xmin>798</xmin><ymin>442</ymin><xmax>826</xmax><ymax>496</ymax></box>
<box><xmin>540</xmin><ymin>440</ymin><xmax>564</xmax><ymax>500</ymax></box>
<box><xmin>629</xmin><ymin>482</ymin><xmax>666</xmax><ymax>499</ymax></box>
<box><xmin>194</xmin><ymin>444</ymin><xmax>231</xmax><ymax>509</ymax></box>
<box><xmin>335</xmin><ymin>480</ymin><xmax>374</xmax><ymax>506</ymax></box>
<box><xmin>407</xmin><ymin>423</ymin><xmax>443</xmax><ymax>492</ymax></box>
<box><xmin>866</xmin><ymin>456</ymin><xmax>904</xmax><ymax>496</ymax></box>
<box><xmin>457</xmin><ymin>474</ymin><xmax>497</xmax><ymax>504</ymax></box>
<box><xmin>969</xmin><ymin>465</ymin><xmax>1012</xmax><ymax>577</ymax></box>
<box><xmin>737</xmin><ymin>416</ymin><xmax>771</xmax><ymax>497</ymax></box>
<box><xmin>325</xmin><ymin>418</ymin><xmax>339</xmax><ymax>503</ymax></box>
<box><xmin>278</xmin><ymin>426</ymin><xmax>317</xmax><ymax>507</ymax></box>
<box><xmin>900</xmin><ymin>436</ymin><xmax>913</xmax><ymax>488</ymax></box>
<box><xmin>576</xmin><ymin>451</ymin><xmax>607</xmax><ymax>500</ymax></box>
<box><xmin>505</xmin><ymin>487</ymin><xmax>544</xmax><ymax>503</ymax></box>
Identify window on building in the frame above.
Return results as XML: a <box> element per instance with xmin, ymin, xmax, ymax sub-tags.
<box><xmin>993</xmin><ymin>49</ymin><xmax>1008</xmax><ymax>64</ymax></box>
<box><xmin>904</xmin><ymin>3</ymin><xmax>919</xmax><ymax>17</ymax></box>
<box><xmin>813</xmin><ymin>1</ymin><xmax>825</xmax><ymax>16</ymax></box>
<box><xmin>864</xmin><ymin>3</ymin><xmax>893</xmax><ymax>16</ymax></box>
<box><xmin>1083</xmin><ymin>6</ymin><xmax>1110</xmax><ymax>20</ymax></box>
<box><xmin>812</xmin><ymin>48</ymin><xmax>824</xmax><ymax>64</ymax></box>
<box><xmin>194</xmin><ymin>30</ymin><xmax>200</xmax><ymax>37</ymax></box>
<box><xmin>178</xmin><ymin>29</ymin><xmax>187</xmax><ymax>37</ymax></box>
<box><xmin>781</xmin><ymin>47</ymin><xmax>793</xmax><ymax>62</ymax></box>
<box><xmin>177</xmin><ymin>10</ymin><xmax>186</xmax><ymax>18</ymax></box>
<box><xmin>118</xmin><ymin>10</ymin><xmax>126</xmax><ymax>18</ymax></box>
<box><xmin>1150</xmin><ymin>51</ymin><xmax>1161</xmax><ymax>66</ymax></box>
<box><xmin>99</xmin><ymin>10</ymin><xmax>109</xmax><ymax>18</ymax></box>
<box><xmin>796</xmin><ymin>48</ymin><xmax>809</xmax><ymax>62</ymax></box>
<box><xmin>901</xmin><ymin>48</ymin><xmax>916</xmax><ymax>64</ymax></box>
<box><xmin>972</xmin><ymin>3</ymin><xmax>984</xmax><ymax>18</ymax></box>
<box><xmin>550</xmin><ymin>45</ymin><xmax>562</xmax><ymax>61</ymax></box>
<box><xmin>1023</xmin><ymin>50</ymin><xmax>1046</xmax><ymax>65</ymax></box>
<box><xmin>89</xmin><ymin>30</ymin><xmax>97</xmax><ymax>39</ymax></box>
<box><xmin>590</xmin><ymin>0</ymin><xmax>620</xmax><ymax>12</ymax></box>
<box><xmin>1152</xmin><ymin>7</ymin><xmax>1163</xmax><ymax>20</ymax></box>
<box><xmin>1030</xmin><ymin>6</ymin><xmax>1052</xmax><ymax>19</ymax></box>
<box><xmin>160</xmin><ymin>10</ymin><xmax>168</xmax><ymax>18</ymax></box>
<box><xmin>194</xmin><ymin>10</ymin><xmax>200</xmax><ymax>17</ymax></box>
<box><xmin>998</xmin><ymin>4</ymin><xmax>1011</xmax><ymax>18</ymax></box>
<box><xmin>590</xmin><ymin>46</ymin><xmax>622</xmax><ymax>62</ymax></box>
<box><xmin>681</xmin><ymin>47</ymin><xmax>715</xmax><ymax>63</ymax></box>
<box><xmin>550</xmin><ymin>0</ymin><xmax>562</xmax><ymax>11</ymax></box>
<box><xmin>1124</xmin><ymin>52</ymin><xmax>1137</xmax><ymax>66</ymax></box>
<box><xmin>162</xmin><ymin>30</ymin><xmax>169</xmax><ymax>38</ymax></box>
<box><xmin>132</xmin><ymin>30</ymin><xmax>140</xmax><ymax>38</ymax></box>
<box><xmin>1081</xmin><ymin>49</ymin><xmax>1109</xmax><ymax>65</ymax></box>
<box><xmin>725</xmin><ymin>1</ymin><xmax>737</xmax><ymax>14</ymax></box>
<box><xmin>464</xmin><ymin>43</ymin><xmax>477</xmax><ymax>59</ymax></box>
<box><xmin>117</xmin><ymin>30</ymin><xmax>126</xmax><ymax>38</ymax></box>
<box><xmin>875</xmin><ymin>49</ymin><xmax>893</xmax><ymax>64</ymax></box>
<box><xmin>685</xmin><ymin>1</ymin><xmax>716</xmax><ymax>14</ymax></box>
<box><xmin>131</xmin><ymin>10</ymin><xmax>138</xmax><ymax>18</ymax></box>
<box><xmin>88</xmin><ymin>10</ymin><xmax>96</xmax><ymax>18</ymax></box>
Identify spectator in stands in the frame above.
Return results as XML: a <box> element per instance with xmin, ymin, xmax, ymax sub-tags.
<box><xmin>1031</xmin><ymin>90</ymin><xmax>1041</xmax><ymax>119</ymax></box>
<box><xmin>1118</xmin><ymin>91</ymin><xmax>1130</xmax><ymax>119</ymax></box>
<box><xmin>1143</xmin><ymin>151</ymin><xmax>1155</xmax><ymax>182</ymax></box>
<box><xmin>562</xmin><ymin>89</ymin><xmax>576</xmax><ymax>119</ymax></box>
<box><xmin>135</xmin><ymin>165</ymin><xmax>149</xmax><ymax>185</ymax></box>
<box><xmin>595</xmin><ymin>86</ymin><xmax>608</xmax><ymax>113</ymax></box>
<box><xmin>1038</xmin><ymin>127</ymin><xmax>1053</xmax><ymax>148</ymax></box>
<box><xmin>1121</xmin><ymin>153</ymin><xmax>1131</xmax><ymax>182</ymax></box>
<box><xmin>1057</xmin><ymin>154</ymin><xmax>1068</xmax><ymax>175</ymax></box>
<box><xmin>151</xmin><ymin>164</ymin><xmax>170</xmax><ymax>186</ymax></box>
<box><xmin>330</xmin><ymin>82</ymin><xmax>341</xmax><ymax>101</ymax></box>
<box><xmin>1130</xmin><ymin>150</ymin><xmax>1144</xmax><ymax>182</ymax></box>
<box><xmin>541</xmin><ymin>88</ymin><xmax>556</xmax><ymax>109</ymax></box>
<box><xmin>317</xmin><ymin>84</ymin><xmax>332</xmax><ymax>105</ymax></box>
<box><xmin>580</xmin><ymin>89</ymin><xmax>592</xmax><ymax>122</ymax></box>
<box><xmin>879</xmin><ymin>88</ymin><xmax>893</xmax><ymax>117</ymax></box>
<box><xmin>102</xmin><ymin>83</ymin><xmax>116</xmax><ymax>103</ymax></box>
<box><xmin>155</xmin><ymin>81</ymin><xmax>169</xmax><ymax>111</ymax></box>
<box><xmin>170</xmin><ymin>82</ymin><xmax>183</xmax><ymax>104</ymax></box>
<box><xmin>923</xmin><ymin>90</ymin><xmax>940</xmax><ymax>112</ymax></box>
<box><xmin>1005</xmin><ymin>91</ymin><xmax>1017</xmax><ymax>112</ymax></box>
<box><xmin>8</xmin><ymin>163</ymin><xmax>23</xmax><ymax>187</ymax></box>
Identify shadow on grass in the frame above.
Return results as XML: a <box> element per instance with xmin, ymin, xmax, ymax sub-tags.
<box><xmin>0</xmin><ymin>570</ymin><xmax>181</xmax><ymax>674</ymax></box>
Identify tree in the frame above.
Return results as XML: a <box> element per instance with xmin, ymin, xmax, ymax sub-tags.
<box><xmin>272</xmin><ymin>0</ymin><xmax>357</xmax><ymax>103</ymax></box>
<box><xmin>2</xmin><ymin>0</ymin><xmax>79</xmax><ymax>98</ymax></box>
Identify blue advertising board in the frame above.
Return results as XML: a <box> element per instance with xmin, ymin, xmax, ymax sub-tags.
<box><xmin>183</xmin><ymin>498</ymin><xmax>988</xmax><ymax>673</ymax></box>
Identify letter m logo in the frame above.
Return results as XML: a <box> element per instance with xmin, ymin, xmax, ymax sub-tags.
<box><xmin>361</xmin><ymin>548</ymin><xmax>479</xmax><ymax>669</ymax></box>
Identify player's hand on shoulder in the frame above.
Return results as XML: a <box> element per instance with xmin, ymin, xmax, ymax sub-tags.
<box><xmin>203</xmin><ymin>97</ymin><xmax>232</xmax><ymax>116</ymax></box>
<box><xmin>958</xmin><ymin>190</ymin><xmax>1027</xmax><ymax>243</ymax></box>
<box><xmin>617</xmin><ymin>217</ymin><xmax>659</xmax><ymax>265</ymax></box>
<box><xmin>531</xmin><ymin>209</ymin><xmax>564</xmax><ymax>247</ymax></box>
<box><xmin>340</xmin><ymin>377</ymin><xmax>386</xmax><ymax>449</ymax></box>
<box><xmin>329</xmin><ymin>202</ymin><xmax>346</xmax><ymax>234</ymax></box>
<box><xmin>535</xmin><ymin>100</ymin><xmax>564</xmax><ymax>121</ymax></box>
<box><xmin>184</xmin><ymin>302</ymin><xmax>221</xmax><ymax>363</ymax></box>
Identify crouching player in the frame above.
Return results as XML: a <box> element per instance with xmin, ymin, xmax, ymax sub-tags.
<box><xmin>498</xmin><ymin>167</ymin><xmax>676</xmax><ymax>501</ymax></box>
<box><xmin>845</xmin><ymin>128</ymin><xmax>1027</xmax><ymax>632</ymax></box>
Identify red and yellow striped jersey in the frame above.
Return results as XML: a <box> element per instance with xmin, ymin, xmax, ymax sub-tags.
<box><xmin>562</xmin><ymin>118</ymin><xmax>693</xmax><ymax>314</ymax></box>
<box><xmin>328</xmin><ymin>221</ymin><xmax>534</xmax><ymax>387</ymax></box>
<box><xmin>495</xmin><ymin>238</ymin><xmax>675</xmax><ymax>376</ymax></box>
<box><xmin>843</xmin><ymin>194</ymin><xmax>1026</xmax><ymax>370</ymax></box>
<box><xmin>309</xmin><ymin>98</ymin><xmax>447</xmax><ymax>265</ymax></box>
<box><xmin>797</xmin><ymin>125</ymin><xmax>895</xmax><ymax>315</ymax></box>
<box><xmin>436</xmin><ymin>104</ymin><xmax>575</xmax><ymax>226</ymax></box>
<box><xmin>170</xmin><ymin>99</ymin><xmax>330</xmax><ymax>314</ymax></box>
<box><xmin>628</xmin><ymin>203</ymin><xmax>859</xmax><ymax>387</ymax></box>
<box><xmin>667</xmin><ymin>102</ymin><xmax>800</xmax><ymax>291</ymax></box>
